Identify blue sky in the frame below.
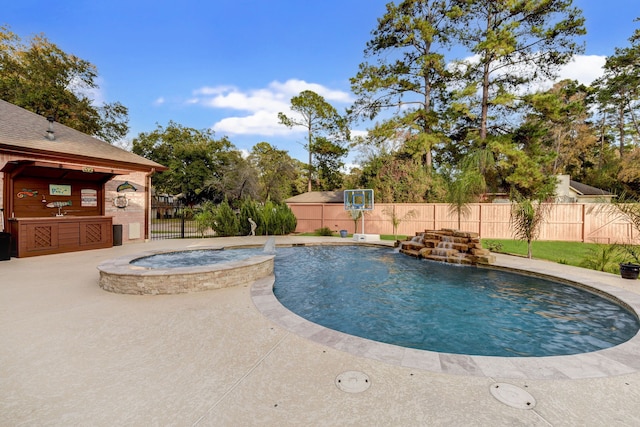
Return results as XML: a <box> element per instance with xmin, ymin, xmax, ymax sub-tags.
<box><xmin>4</xmin><ymin>1</ymin><xmax>639</xmax><ymax>164</ymax></box>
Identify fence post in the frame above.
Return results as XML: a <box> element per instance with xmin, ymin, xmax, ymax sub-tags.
<box><xmin>181</xmin><ymin>210</ymin><xmax>185</xmax><ymax>238</ymax></box>
<box><xmin>433</xmin><ymin>204</ymin><xmax>437</xmax><ymax>230</ymax></box>
<box><xmin>581</xmin><ymin>204</ymin><xmax>585</xmax><ymax>243</ymax></box>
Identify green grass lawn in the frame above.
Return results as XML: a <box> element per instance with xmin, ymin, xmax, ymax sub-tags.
<box><xmin>481</xmin><ymin>239</ymin><xmax>630</xmax><ymax>274</ymax></box>
<box><xmin>481</xmin><ymin>239</ymin><xmax>596</xmax><ymax>264</ymax></box>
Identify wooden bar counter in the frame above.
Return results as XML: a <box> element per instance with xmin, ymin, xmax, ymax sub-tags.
<box><xmin>8</xmin><ymin>216</ymin><xmax>113</xmax><ymax>258</ymax></box>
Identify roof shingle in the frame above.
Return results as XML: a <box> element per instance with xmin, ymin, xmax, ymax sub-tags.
<box><xmin>286</xmin><ymin>191</ymin><xmax>344</xmax><ymax>203</ymax></box>
<box><xmin>0</xmin><ymin>99</ymin><xmax>165</xmax><ymax>171</ymax></box>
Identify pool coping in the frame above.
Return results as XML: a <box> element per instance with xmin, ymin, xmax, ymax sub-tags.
<box><xmin>96</xmin><ymin>246</ymin><xmax>275</xmax><ymax>295</ymax></box>
<box><xmin>250</xmin><ymin>244</ymin><xmax>640</xmax><ymax>380</ymax></box>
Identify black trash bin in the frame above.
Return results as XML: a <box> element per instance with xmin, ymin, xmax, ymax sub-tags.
<box><xmin>113</xmin><ymin>224</ymin><xmax>123</xmax><ymax>246</ymax></box>
<box><xmin>0</xmin><ymin>232</ymin><xmax>11</xmax><ymax>261</ymax></box>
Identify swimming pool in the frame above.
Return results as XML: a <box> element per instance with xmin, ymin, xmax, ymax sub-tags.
<box><xmin>272</xmin><ymin>245</ymin><xmax>639</xmax><ymax>357</ymax></box>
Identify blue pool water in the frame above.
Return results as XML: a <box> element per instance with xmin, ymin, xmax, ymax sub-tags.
<box><xmin>131</xmin><ymin>248</ymin><xmax>263</xmax><ymax>268</ymax></box>
<box><xmin>272</xmin><ymin>245</ymin><xmax>640</xmax><ymax>357</ymax></box>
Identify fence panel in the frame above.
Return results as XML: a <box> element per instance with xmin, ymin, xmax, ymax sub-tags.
<box><xmin>287</xmin><ymin>202</ymin><xmax>640</xmax><ymax>244</ymax></box>
<box><xmin>478</xmin><ymin>204</ymin><xmax>513</xmax><ymax>239</ymax></box>
<box><xmin>150</xmin><ymin>200</ymin><xmax>640</xmax><ymax>244</ymax></box>
<box><xmin>389</xmin><ymin>204</ymin><xmax>437</xmax><ymax>235</ymax></box>
<box><xmin>539</xmin><ymin>204</ymin><xmax>584</xmax><ymax>242</ymax></box>
<box><xmin>584</xmin><ymin>204</ymin><xmax>637</xmax><ymax>244</ymax></box>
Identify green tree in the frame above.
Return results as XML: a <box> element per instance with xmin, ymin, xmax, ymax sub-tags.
<box><xmin>593</xmin><ymin>19</ymin><xmax>640</xmax><ymax>158</ymax></box>
<box><xmin>521</xmin><ymin>80</ymin><xmax>597</xmax><ymax>177</ymax></box>
<box><xmin>0</xmin><ymin>25</ymin><xmax>128</xmax><ymax>143</ymax></box>
<box><xmin>490</xmin><ymin>133</ymin><xmax>557</xmax><ymax>201</ymax></box>
<box><xmin>350</xmin><ymin>0</ymin><xmax>454</xmax><ymax>170</ymax></box>
<box><xmin>248</xmin><ymin>142</ymin><xmax>302</xmax><ymax>202</ymax></box>
<box><xmin>131</xmin><ymin>122</ymin><xmax>235</xmax><ymax>205</ymax></box>
<box><xmin>278</xmin><ymin>90</ymin><xmax>350</xmax><ymax>192</ymax></box>
<box><xmin>451</xmin><ymin>0</ymin><xmax>585</xmax><ymax>142</ymax></box>
<box><xmin>357</xmin><ymin>151</ymin><xmax>432</xmax><ymax>202</ymax></box>
<box><xmin>382</xmin><ymin>206</ymin><xmax>417</xmax><ymax>240</ymax></box>
<box><xmin>204</xmin><ymin>151</ymin><xmax>259</xmax><ymax>205</ymax></box>
<box><xmin>312</xmin><ymin>136</ymin><xmax>348</xmax><ymax>190</ymax></box>
<box><xmin>509</xmin><ymin>190</ymin><xmax>553</xmax><ymax>259</ymax></box>
<box><xmin>445</xmin><ymin>167</ymin><xmax>485</xmax><ymax>229</ymax></box>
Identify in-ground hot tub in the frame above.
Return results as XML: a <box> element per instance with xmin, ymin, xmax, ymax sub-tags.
<box><xmin>97</xmin><ymin>247</ymin><xmax>274</xmax><ymax>295</ymax></box>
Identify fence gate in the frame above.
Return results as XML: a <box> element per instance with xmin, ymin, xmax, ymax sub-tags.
<box><xmin>150</xmin><ymin>199</ymin><xmax>216</xmax><ymax>240</ymax></box>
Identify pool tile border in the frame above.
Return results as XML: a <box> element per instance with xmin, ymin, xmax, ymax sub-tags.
<box><xmin>250</xmin><ymin>250</ymin><xmax>640</xmax><ymax>380</ymax></box>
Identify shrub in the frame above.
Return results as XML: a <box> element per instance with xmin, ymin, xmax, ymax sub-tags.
<box><xmin>261</xmin><ymin>200</ymin><xmax>297</xmax><ymax>235</ymax></box>
<box><xmin>194</xmin><ymin>201</ymin><xmax>216</xmax><ymax>236</ymax></box>
<box><xmin>579</xmin><ymin>244</ymin><xmax>621</xmax><ymax>273</ymax></box>
<box><xmin>278</xmin><ymin>203</ymin><xmax>297</xmax><ymax>234</ymax></box>
<box><xmin>315</xmin><ymin>227</ymin><xmax>334</xmax><ymax>236</ymax></box>
<box><xmin>238</xmin><ymin>198</ymin><xmax>262</xmax><ymax>235</ymax></box>
<box><xmin>483</xmin><ymin>240</ymin><xmax>503</xmax><ymax>252</ymax></box>
<box><xmin>212</xmin><ymin>199</ymin><xmax>239</xmax><ymax>236</ymax></box>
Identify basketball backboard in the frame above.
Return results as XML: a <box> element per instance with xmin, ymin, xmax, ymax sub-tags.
<box><xmin>344</xmin><ymin>189</ymin><xmax>374</xmax><ymax>211</ymax></box>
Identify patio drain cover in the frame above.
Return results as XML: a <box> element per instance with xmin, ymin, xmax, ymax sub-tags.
<box><xmin>335</xmin><ymin>371</ymin><xmax>370</xmax><ymax>393</ymax></box>
<box><xmin>490</xmin><ymin>383</ymin><xmax>536</xmax><ymax>409</ymax></box>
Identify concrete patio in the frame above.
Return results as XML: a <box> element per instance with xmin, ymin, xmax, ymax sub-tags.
<box><xmin>2</xmin><ymin>236</ymin><xmax>640</xmax><ymax>426</ymax></box>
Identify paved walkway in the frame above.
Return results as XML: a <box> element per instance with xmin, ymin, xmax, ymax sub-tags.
<box><xmin>2</xmin><ymin>236</ymin><xmax>640</xmax><ymax>426</ymax></box>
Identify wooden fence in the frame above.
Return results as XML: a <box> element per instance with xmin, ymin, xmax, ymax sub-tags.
<box><xmin>287</xmin><ymin>202</ymin><xmax>638</xmax><ymax>244</ymax></box>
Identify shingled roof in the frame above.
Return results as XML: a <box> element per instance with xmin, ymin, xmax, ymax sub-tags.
<box><xmin>570</xmin><ymin>180</ymin><xmax>613</xmax><ymax>196</ymax></box>
<box><xmin>0</xmin><ymin>99</ymin><xmax>165</xmax><ymax>171</ymax></box>
<box><xmin>286</xmin><ymin>191</ymin><xmax>345</xmax><ymax>203</ymax></box>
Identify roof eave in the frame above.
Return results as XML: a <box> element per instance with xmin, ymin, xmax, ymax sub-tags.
<box><xmin>0</xmin><ymin>143</ymin><xmax>167</xmax><ymax>172</ymax></box>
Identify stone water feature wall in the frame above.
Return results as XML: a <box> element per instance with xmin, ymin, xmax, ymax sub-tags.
<box><xmin>399</xmin><ymin>229</ymin><xmax>495</xmax><ymax>265</ymax></box>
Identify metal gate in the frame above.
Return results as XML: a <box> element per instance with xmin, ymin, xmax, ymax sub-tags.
<box><xmin>151</xmin><ymin>198</ymin><xmax>216</xmax><ymax>240</ymax></box>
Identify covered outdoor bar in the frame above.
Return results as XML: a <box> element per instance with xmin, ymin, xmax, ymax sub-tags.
<box><xmin>0</xmin><ymin>100</ymin><xmax>166</xmax><ymax>258</ymax></box>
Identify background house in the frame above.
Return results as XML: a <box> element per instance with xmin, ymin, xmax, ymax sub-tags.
<box><xmin>555</xmin><ymin>174</ymin><xmax>615</xmax><ymax>203</ymax></box>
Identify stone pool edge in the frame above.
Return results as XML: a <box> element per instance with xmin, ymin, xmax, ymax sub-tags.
<box><xmin>97</xmin><ymin>246</ymin><xmax>274</xmax><ymax>295</ymax></box>
<box><xmin>250</xmin><ymin>246</ymin><xmax>640</xmax><ymax>380</ymax></box>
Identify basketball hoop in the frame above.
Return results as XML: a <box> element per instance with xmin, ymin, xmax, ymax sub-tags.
<box><xmin>344</xmin><ymin>189</ymin><xmax>374</xmax><ymax>235</ymax></box>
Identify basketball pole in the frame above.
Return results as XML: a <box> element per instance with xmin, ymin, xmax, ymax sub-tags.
<box><xmin>344</xmin><ymin>189</ymin><xmax>374</xmax><ymax>237</ymax></box>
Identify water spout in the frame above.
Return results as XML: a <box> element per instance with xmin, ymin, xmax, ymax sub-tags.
<box><xmin>263</xmin><ymin>236</ymin><xmax>276</xmax><ymax>254</ymax></box>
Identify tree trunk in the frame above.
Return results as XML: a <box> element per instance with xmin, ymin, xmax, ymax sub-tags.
<box><xmin>619</xmin><ymin>103</ymin><xmax>626</xmax><ymax>157</ymax></box>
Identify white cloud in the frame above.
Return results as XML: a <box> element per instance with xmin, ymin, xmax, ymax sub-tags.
<box><xmin>349</xmin><ymin>129</ymin><xmax>370</xmax><ymax>140</ymax></box>
<box><xmin>200</xmin><ymin>88</ymin><xmax>289</xmax><ymax>113</ymax></box>
<box><xmin>153</xmin><ymin>97</ymin><xmax>165</xmax><ymax>106</ymax></box>
<box><xmin>454</xmin><ymin>54</ymin><xmax>607</xmax><ymax>94</ymax></box>
<box><xmin>190</xmin><ymin>79</ymin><xmax>353</xmax><ymax>136</ymax></box>
<box><xmin>213</xmin><ymin>110</ymin><xmax>295</xmax><ymax>136</ymax></box>
<box><xmin>525</xmin><ymin>55</ymin><xmax>606</xmax><ymax>93</ymax></box>
<box><xmin>554</xmin><ymin>55</ymin><xmax>606</xmax><ymax>85</ymax></box>
<box><xmin>268</xmin><ymin>79</ymin><xmax>353</xmax><ymax>103</ymax></box>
